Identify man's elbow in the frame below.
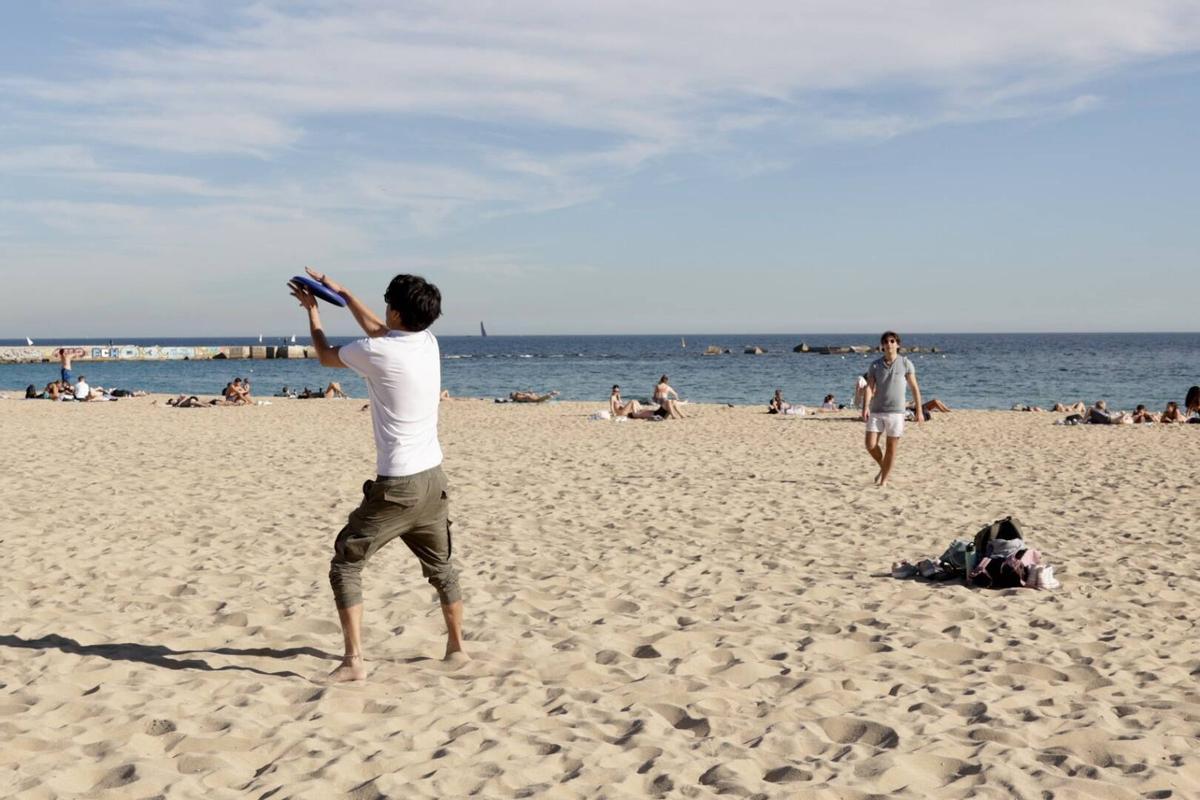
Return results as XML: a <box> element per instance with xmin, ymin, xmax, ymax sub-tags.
<box><xmin>318</xmin><ymin>350</ymin><xmax>343</xmax><ymax>368</ymax></box>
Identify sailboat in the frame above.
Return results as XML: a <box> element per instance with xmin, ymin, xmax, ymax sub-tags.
<box><xmin>681</xmin><ymin>337</ymin><xmax>686</xmax><ymax>349</ymax></box>
<box><xmin>480</xmin><ymin>322</ymin><xmax>488</xmax><ymax>337</ymax></box>
<box><xmin>25</xmin><ymin>337</ymin><xmax>34</xmax><ymax>346</ymax></box>
<box><xmin>290</xmin><ymin>335</ymin><xmax>297</xmax><ymax>344</ymax></box>
<box><xmin>258</xmin><ymin>334</ymin><xmax>263</xmax><ymax>344</ymax></box>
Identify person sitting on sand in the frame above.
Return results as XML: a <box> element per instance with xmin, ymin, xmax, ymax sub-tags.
<box><xmin>610</xmin><ymin>385</ymin><xmax>644</xmax><ymax>418</ymax></box>
<box><xmin>820</xmin><ymin>394</ymin><xmax>838</xmax><ymax>411</ymax></box>
<box><xmin>908</xmin><ymin>397</ymin><xmax>951</xmax><ymax>422</ymax></box>
<box><xmin>1130</xmin><ymin>404</ymin><xmax>1158</xmax><ymax>423</ymax></box>
<box><xmin>654</xmin><ymin>375</ymin><xmax>685</xmax><ymax>419</ymax></box>
<box><xmin>1053</xmin><ymin>401</ymin><xmax>1087</xmax><ymax>414</ymax></box>
<box><xmin>1186</xmin><ymin>386</ymin><xmax>1200</xmax><ymax>422</ymax></box>
<box><xmin>73</xmin><ymin>375</ymin><xmax>91</xmax><ymax>402</ymax></box>
<box><xmin>509</xmin><ymin>390</ymin><xmax>559</xmax><ymax>403</ymax></box>
<box><xmin>224</xmin><ymin>378</ymin><xmax>250</xmax><ymax>404</ymax></box>
<box><xmin>324</xmin><ymin>381</ymin><xmax>348</xmax><ymax>399</ymax></box>
<box><xmin>1160</xmin><ymin>400</ymin><xmax>1187</xmax><ymax>423</ymax></box>
<box><xmin>767</xmin><ymin>389</ymin><xmax>791</xmax><ymax>414</ymax></box>
<box><xmin>275</xmin><ymin>385</ymin><xmax>296</xmax><ymax>398</ymax></box>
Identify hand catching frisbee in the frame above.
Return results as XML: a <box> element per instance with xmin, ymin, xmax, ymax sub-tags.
<box><xmin>288</xmin><ymin>268</ymin><xmax>347</xmax><ymax>307</ymax></box>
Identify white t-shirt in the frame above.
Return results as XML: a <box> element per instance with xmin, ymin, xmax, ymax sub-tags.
<box><xmin>339</xmin><ymin>330</ymin><xmax>443</xmax><ymax>477</ymax></box>
<box><xmin>74</xmin><ymin>381</ymin><xmax>90</xmax><ymax>400</ymax></box>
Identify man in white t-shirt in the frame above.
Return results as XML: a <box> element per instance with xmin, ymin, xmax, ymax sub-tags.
<box><xmin>862</xmin><ymin>331</ymin><xmax>923</xmax><ymax>487</ymax></box>
<box><xmin>74</xmin><ymin>375</ymin><xmax>91</xmax><ymax>401</ymax></box>
<box><xmin>289</xmin><ymin>267</ymin><xmax>465</xmax><ymax>682</ymax></box>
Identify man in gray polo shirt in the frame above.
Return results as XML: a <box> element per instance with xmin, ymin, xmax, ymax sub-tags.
<box><xmin>862</xmin><ymin>330</ymin><xmax>923</xmax><ymax>486</ymax></box>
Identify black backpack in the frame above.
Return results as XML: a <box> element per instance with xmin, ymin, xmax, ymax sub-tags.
<box><xmin>972</xmin><ymin>516</ymin><xmax>1024</xmax><ymax>556</ymax></box>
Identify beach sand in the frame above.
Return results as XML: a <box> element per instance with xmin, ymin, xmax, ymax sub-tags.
<box><xmin>1</xmin><ymin>397</ymin><xmax>1197</xmax><ymax>798</ymax></box>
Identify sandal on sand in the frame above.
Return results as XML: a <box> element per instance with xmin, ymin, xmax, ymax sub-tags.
<box><xmin>891</xmin><ymin>560</ymin><xmax>918</xmax><ymax>579</ymax></box>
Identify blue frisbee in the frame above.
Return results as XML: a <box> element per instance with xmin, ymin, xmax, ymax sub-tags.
<box><xmin>290</xmin><ymin>275</ymin><xmax>346</xmax><ymax>306</ymax></box>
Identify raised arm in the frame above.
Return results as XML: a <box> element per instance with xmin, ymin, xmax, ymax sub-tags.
<box><xmin>306</xmin><ymin>267</ymin><xmax>388</xmax><ymax>338</ymax></box>
<box><xmin>289</xmin><ymin>283</ymin><xmax>345</xmax><ymax>369</ymax></box>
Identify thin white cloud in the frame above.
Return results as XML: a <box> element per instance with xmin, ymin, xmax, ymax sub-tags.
<box><xmin>1</xmin><ymin>0</ymin><xmax>1198</xmax><ymax>248</ymax></box>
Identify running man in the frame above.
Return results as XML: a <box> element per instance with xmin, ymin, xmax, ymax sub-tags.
<box><xmin>289</xmin><ymin>267</ymin><xmax>466</xmax><ymax>682</ymax></box>
<box><xmin>862</xmin><ymin>331</ymin><xmax>923</xmax><ymax>486</ymax></box>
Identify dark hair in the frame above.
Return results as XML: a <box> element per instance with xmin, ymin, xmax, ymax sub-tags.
<box><xmin>385</xmin><ymin>274</ymin><xmax>442</xmax><ymax>331</ymax></box>
<box><xmin>824</xmin><ymin>394</ymin><xmax>834</xmax><ymax>403</ymax></box>
<box><xmin>1136</xmin><ymin>404</ymin><xmax>1146</xmax><ymax>412</ymax></box>
<box><xmin>1187</xmin><ymin>385</ymin><xmax>1200</xmax><ymax>410</ymax></box>
<box><xmin>612</xmin><ymin>385</ymin><xmax>620</xmax><ymax>393</ymax></box>
<box><xmin>880</xmin><ymin>331</ymin><xmax>900</xmax><ymax>345</ymax></box>
<box><xmin>659</xmin><ymin>375</ymin><xmax>669</xmax><ymax>383</ymax></box>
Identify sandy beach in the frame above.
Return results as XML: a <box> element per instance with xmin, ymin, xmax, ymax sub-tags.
<box><xmin>1</xmin><ymin>396</ymin><xmax>1197</xmax><ymax>799</ymax></box>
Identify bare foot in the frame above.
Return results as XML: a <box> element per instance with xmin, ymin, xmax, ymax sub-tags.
<box><xmin>326</xmin><ymin>655</ymin><xmax>367</xmax><ymax>682</ymax></box>
<box><xmin>444</xmin><ymin>646</ymin><xmax>470</xmax><ymax>663</ymax></box>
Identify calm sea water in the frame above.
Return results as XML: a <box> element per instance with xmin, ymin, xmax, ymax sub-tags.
<box><xmin>2</xmin><ymin>333</ymin><xmax>1197</xmax><ymax>410</ymax></box>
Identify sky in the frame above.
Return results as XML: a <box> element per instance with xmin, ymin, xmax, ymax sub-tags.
<box><xmin>1</xmin><ymin>1</ymin><xmax>1199</xmax><ymax>337</ymax></box>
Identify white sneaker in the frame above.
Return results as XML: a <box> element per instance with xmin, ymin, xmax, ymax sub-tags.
<box><xmin>1039</xmin><ymin>565</ymin><xmax>1060</xmax><ymax>590</ymax></box>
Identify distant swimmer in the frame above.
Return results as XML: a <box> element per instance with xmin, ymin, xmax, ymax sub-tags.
<box><xmin>290</xmin><ymin>267</ymin><xmax>466</xmax><ymax>683</ymax></box>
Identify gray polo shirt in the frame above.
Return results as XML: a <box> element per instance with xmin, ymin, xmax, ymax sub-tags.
<box><xmin>868</xmin><ymin>355</ymin><xmax>915</xmax><ymax>414</ymax></box>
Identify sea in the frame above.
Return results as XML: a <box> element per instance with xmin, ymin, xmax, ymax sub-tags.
<box><xmin>2</xmin><ymin>333</ymin><xmax>1198</xmax><ymax>410</ymax></box>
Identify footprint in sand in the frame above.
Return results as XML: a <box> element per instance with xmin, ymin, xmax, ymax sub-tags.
<box><xmin>649</xmin><ymin>704</ymin><xmax>710</xmax><ymax>738</ymax></box>
<box><xmin>605</xmin><ymin>598</ymin><xmax>640</xmax><ymax>614</ymax></box>
<box><xmin>819</xmin><ymin>717</ymin><xmax>899</xmax><ymax>749</ymax></box>
<box><xmin>144</xmin><ymin>718</ymin><xmax>177</xmax><ymax>736</ymax></box>
<box><xmin>764</xmin><ymin>765</ymin><xmax>813</xmax><ymax>783</ymax></box>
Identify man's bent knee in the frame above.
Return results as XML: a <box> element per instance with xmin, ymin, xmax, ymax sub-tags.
<box><xmin>329</xmin><ymin>560</ymin><xmax>365</xmax><ymax>610</ymax></box>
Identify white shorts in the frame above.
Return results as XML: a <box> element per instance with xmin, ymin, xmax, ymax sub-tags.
<box><xmin>865</xmin><ymin>412</ymin><xmax>905</xmax><ymax>438</ymax></box>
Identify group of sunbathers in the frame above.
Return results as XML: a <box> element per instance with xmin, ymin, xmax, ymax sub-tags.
<box><xmin>1065</xmin><ymin>391</ymin><xmax>1200</xmax><ymax>424</ymax></box>
<box><xmin>608</xmin><ymin>376</ymin><xmax>685</xmax><ymax>419</ymax></box>
<box><xmin>24</xmin><ymin>349</ymin><xmax>144</xmax><ymax>401</ymax></box>
<box><xmin>274</xmin><ymin>383</ymin><xmax>348</xmax><ymax>399</ymax></box>
<box><xmin>769</xmin><ymin>388</ymin><xmax>947</xmax><ymax>420</ymax></box>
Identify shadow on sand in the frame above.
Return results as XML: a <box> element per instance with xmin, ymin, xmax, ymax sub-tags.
<box><xmin>0</xmin><ymin>633</ymin><xmax>337</xmax><ymax>679</ymax></box>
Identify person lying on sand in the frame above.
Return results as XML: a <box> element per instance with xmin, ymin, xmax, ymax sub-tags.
<box><xmin>166</xmin><ymin>395</ymin><xmax>207</xmax><ymax>408</ymax></box>
<box><xmin>1131</xmin><ymin>404</ymin><xmax>1158</xmax><ymax>424</ymax></box>
<box><xmin>1012</xmin><ymin>404</ymin><xmax>1046</xmax><ymax>412</ymax></box>
<box><xmin>510</xmin><ymin>390</ymin><xmax>559</xmax><ymax>403</ymax></box>
<box><xmin>1160</xmin><ymin>401</ymin><xmax>1186</xmax><ymax>423</ymax></box>
<box><xmin>1087</xmin><ymin>400</ymin><xmax>1132</xmax><ymax>425</ymax></box>
<box><xmin>1053</xmin><ymin>401</ymin><xmax>1087</xmax><ymax>414</ymax></box>
<box><xmin>908</xmin><ymin>397</ymin><xmax>951</xmax><ymax>422</ymax></box>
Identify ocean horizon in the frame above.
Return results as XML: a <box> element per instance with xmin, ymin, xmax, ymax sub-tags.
<box><xmin>3</xmin><ymin>332</ymin><xmax>1198</xmax><ymax>410</ymax></box>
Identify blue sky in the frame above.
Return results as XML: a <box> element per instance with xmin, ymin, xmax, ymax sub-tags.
<box><xmin>1</xmin><ymin>1</ymin><xmax>1198</xmax><ymax>336</ymax></box>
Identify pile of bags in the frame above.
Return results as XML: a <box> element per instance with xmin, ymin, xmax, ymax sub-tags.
<box><xmin>891</xmin><ymin>516</ymin><xmax>1060</xmax><ymax>590</ymax></box>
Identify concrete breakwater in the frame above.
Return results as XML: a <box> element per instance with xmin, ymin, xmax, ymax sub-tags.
<box><xmin>0</xmin><ymin>345</ymin><xmax>316</xmax><ymax>364</ymax></box>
